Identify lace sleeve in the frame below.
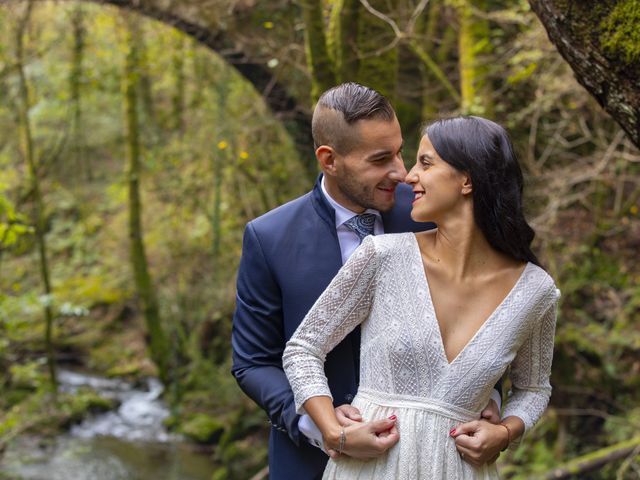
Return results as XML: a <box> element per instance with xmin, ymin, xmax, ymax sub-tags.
<box><xmin>283</xmin><ymin>236</ymin><xmax>380</xmax><ymax>415</ymax></box>
<box><xmin>503</xmin><ymin>287</ymin><xmax>560</xmax><ymax>432</ymax></box>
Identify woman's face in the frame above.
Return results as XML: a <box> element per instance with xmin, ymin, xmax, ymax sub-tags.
<box><xmin>405</xmin><ymin>135</ymin><xmax>470</xmax><ymax>223</ymax></box>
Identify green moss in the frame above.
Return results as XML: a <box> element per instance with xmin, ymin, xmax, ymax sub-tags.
<box><xmin>0</xmin><ymin>389</ymin><xmax>115</xmax><ymax>442</ymax></box>
<box><xmin>180</xmin><ymin>413</ymin><xmax>225</xmax><ymax>444</ymax></box>
<box><xmin>211</xmin><ymin>467</ymin><xmax>228</xmax><ymax>480</ymax></box>
<box><xmin>600</xmin><ymin>0</ymin><xmax>640</xmax><ymax>63</ymax></box>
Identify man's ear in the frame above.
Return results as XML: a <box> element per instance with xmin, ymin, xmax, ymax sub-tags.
<box><xmin>461</xmin><ymin>174</ymin><xmax>473</xmax><ymax>195</ymax></box>
<box><xmin>316</xmin><ymin>145</ymin><xmax>338</xmax><ymax>175</ymax></box>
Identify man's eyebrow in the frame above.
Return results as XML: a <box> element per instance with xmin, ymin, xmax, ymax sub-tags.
<box><xmin>366</xmin><ymin>149</ymin><xmax>393</xmax><ymax>160</ymax></box>
<box><xmin>366</xmin><ymin>143</ymin><xmax>403</xmax><ymax>160</ymax></box>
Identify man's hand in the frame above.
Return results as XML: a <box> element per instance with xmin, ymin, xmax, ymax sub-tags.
<box><xmin>326</xmin><ymin>404</ymin><xmax>364</xmax><ymax>457</ymax></box>
<box><xmin>450</xmin><ymin>420</ymin><xmax>508</xmax><ymax>468</ymax></box>
<box><xmin>326</xmin><ymin>416</ymin><xmax>399</xmax><ymax>460</ymax></box>
<box><xmin>335</xmin><ymin>404</ymin><xmax>363</xmax><ymax>426</ymax></box>
<box><xmin>480</xmin><ymin>399</ymin><xmax>501</xmax><ymax>425</ymax></box>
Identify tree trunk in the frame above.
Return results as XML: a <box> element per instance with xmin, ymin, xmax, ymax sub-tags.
<box><xmin>15</xmin><ymin>1</ymin><xmax>57</xmax><ymax>394</ymax></box>
<box><xmin>69</xmin><ymin>4</ymin><xmax>90</xmax><ymax>181</ymax></box>
<box><xmin>300</xmin><ymin>0</ymin><xmax>337</xmax><ymax>102</ymax></box>
<box><xmin>211</xmin><ymin>76</ymin><xmax>229</xmax><ymax>262</ymax></box>
<box><xmin>528</xmin><ymin>0</ymin><xmax>640</xmax><ymax>148</ymax></box>
<box><xmin>455</xmin><ymin>0</ymin><xmax>493</xmax><ymax>116</ymax></box>
<box><xmin>136</xmin><ymin>26</ymin><xmax>158</xmax><ymax>136</ymax></box>
<box><xmin>122</xmin><ymin>13</ymin><xmax>169</xmax><ymax>384</ymax></box>
<box><xmin>327</xmin><ymin>0</ymin><xmax>360</xmax><ymax>83</ymax></box>
<box><xmin>171</xmin><ymin>32</ymin><xmax>185</xmax><ymax>134</ymax></box>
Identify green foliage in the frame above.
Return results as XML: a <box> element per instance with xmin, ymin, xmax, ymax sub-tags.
<box><xmin>600</xmin><ymin>0</ymin><xmax>640</xmax><ymax>64</ymax></box>
<box><xmin>0</xmin><ymin>1</ymin><xmax>638</xmax><ymax>478</ymax></box>
<box><xmin>180</xmin><ymin>413</ymin><xmax>225</xmax><ymax>444</ymax></box>
<box><xmin>0</xmin><ymin>386</ymin><xmax>115</xmax><ymax>444</ymax></box>
<box><xmin>0</xmin><ymin>192</ymin><xmax>32</xmax><ymax>249</ymax></box>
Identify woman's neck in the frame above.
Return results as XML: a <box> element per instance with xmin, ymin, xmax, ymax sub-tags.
<box><xmin>426</xmin><ymin>213</ymin><xmax>500</xmax><ymax>281</ymax></box>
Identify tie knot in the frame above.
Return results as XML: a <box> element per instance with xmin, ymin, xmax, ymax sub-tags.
<box><xmin>344</xmin><ymin>213</ymin><xmax>377</xmax><ymax>242</ymax></box>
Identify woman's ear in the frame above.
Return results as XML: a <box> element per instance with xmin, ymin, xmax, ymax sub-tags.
<box><xmin>461</xmin><ymin>174</ymin><xmax>473</xmax><ymax>195</ymax></box>
<box><xmin>316</xmin><ymin>145</ymin><xmax>337</xmax><ymax>175</ymax></box>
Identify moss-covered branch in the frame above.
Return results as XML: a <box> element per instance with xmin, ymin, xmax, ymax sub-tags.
<box><xmin>539</xmin><ymin>436</ymin><xmax>640</xmax><ymax>479</ymax></box>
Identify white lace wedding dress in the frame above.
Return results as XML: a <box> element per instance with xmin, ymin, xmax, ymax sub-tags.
<box><xmin>283</xmin><ymin>233</ymin><xmax>559</xmax><ymax>479</ymax></box>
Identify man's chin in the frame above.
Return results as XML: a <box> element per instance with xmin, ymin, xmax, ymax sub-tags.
<box><xmin>373</xmin><ymin>200</ymin><xmax>395</xmax><ymax>213</ymax></box>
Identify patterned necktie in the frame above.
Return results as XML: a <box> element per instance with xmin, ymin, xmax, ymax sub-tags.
<box><xmin>344</xmin><ymin>213</ymin><xmax>377</xmax><ymax>243</ymax></box>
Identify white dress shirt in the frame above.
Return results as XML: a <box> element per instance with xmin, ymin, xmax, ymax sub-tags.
<box><xmin>321</xmin><ymin>176</ymin><xmax>384</xmax><ymax>264</ymax></box>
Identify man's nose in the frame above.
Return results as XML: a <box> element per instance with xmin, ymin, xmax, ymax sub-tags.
<box><xmin>388</xmin><ymin>155</ymin><xmax>407</xmax><ymax>182</ymax></box>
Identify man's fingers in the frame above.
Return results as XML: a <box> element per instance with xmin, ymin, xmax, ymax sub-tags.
<box><xmin>480</xmin><ymin>399</ymin><xmax>500</xmax><ymax>424</ymax></box>
<box><xmin>335</xmin><ymin>404</ymin><xmax>363</xmax><ymax>424</ymax></box>
<box><xmin>480</xmin><ymin>409</ymin><xmax>500</xmax><ymax>424</ymax></box>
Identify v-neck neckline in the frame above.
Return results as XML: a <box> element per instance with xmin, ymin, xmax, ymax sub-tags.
<box><xmin>410</xmin><ymin>233</ymin><xmax>531</xmax><ymax>366</ymax></box>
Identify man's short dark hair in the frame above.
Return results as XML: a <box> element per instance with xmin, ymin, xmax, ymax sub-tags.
<box><xmin>312</xmin><ymin>83</ymin><xmax>395</xmax><ymax>154</ymax></box>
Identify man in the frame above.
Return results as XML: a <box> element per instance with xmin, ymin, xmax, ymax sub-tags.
<box><xmin>232</xmin><ymin>83</ymin><xmax>503</xmax><ymax>479</ymax></box>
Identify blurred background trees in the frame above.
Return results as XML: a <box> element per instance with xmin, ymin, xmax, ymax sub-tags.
<box><xmin>0</xmin><ymin>1</ymin><xmax>638</xmax><ymax>479</ymax></box>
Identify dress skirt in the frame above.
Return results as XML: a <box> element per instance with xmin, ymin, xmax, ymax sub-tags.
<box><xmin>322</xmin><ymin>389</ymin><xmax>500</xmax><ymax>480</ymax></box>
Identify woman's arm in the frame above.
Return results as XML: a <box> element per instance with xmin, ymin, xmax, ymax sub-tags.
<box><xmin>283</xmin><ymin>236</ymin><xmax>380</xmax><ymax>415</ymax></box>
<box><xmin>283</xmin><ymin>236</ymin><xmax>399</xmax><ymax>458</ymax></box>
<box><xmin>502</xmin><ymin>289</ymin><xmax>559</xmax><ymax>433</ymax></box>
<box><xmin>453</xmin><ymin>285</ymin><xmax>560</xmax><ymax>466</ymax></box>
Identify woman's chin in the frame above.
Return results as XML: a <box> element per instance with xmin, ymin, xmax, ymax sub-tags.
<box><xmin>410</xmin><ymin>209</ymin><xmax>428</xmax><ymax>223</ymax></box>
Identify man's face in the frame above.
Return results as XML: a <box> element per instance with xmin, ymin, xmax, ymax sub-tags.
<box><xmin>332</xmin><ymin>116</ymin><xmax>406</xmax><ymax>213</ymax></box>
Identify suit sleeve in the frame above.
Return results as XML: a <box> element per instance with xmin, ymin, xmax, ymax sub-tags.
<box><xmin>231</xmin><ymin>222</ymin><xmax>302</xmax><ymax>445</ymax></box>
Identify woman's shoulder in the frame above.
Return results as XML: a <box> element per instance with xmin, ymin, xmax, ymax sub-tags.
<box><xmin>369</xmin><ymin>232</ymin><xmax>418</xmax><ymax>253</ymax></box>
<box><xmin>525</xmin><ymin>262</ymin><xmax>561</xmax><ymax>304</ymax></box>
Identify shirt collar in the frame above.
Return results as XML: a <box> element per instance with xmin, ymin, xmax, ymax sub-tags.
<box><xmin>321</xmin><ymin>176</ymin><xmax>381</xmax><ymax>228</ymax></box>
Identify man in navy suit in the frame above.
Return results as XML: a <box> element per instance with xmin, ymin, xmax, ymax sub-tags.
<box><xmin>232</xmin><ymin>83</ymin><xmax>502</xmax><ymax>479</ymax></box>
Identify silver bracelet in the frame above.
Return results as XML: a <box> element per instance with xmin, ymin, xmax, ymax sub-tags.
<box><xmin>337</xmin><ymin>428</ymin><xmax>346</xmax><ymax>454</ymax></box>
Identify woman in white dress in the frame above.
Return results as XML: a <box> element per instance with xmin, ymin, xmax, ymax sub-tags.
<box><xmin>283</xmin><ymin>116</ymin><xmax>559</xmax><ymax>479</ymax></box>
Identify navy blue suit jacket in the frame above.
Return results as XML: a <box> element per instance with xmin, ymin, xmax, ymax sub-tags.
<box><xmin>231</xmin><ymin>176</ymin><xmax>434</xmax><ymax>479</ymax></box>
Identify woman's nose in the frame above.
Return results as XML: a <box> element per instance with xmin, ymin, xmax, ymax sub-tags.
<box><xmin>405</xmin><ymin>165</ymin><xmax>417</xmax><ymax>184</ymax></box>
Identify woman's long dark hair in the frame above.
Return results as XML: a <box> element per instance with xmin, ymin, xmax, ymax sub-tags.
<box><xmin>425</xmin><ymin>116</ymin><xmax>541</xmax><ymax>267</ymax></box>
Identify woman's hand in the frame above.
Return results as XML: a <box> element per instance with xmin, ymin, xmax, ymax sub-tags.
<box><xmin>450</xmin><ymin>419</ymin><xmax>509</xmax><ymax>468</ymax></box>
<box><xmin>325</xmin><ymin>415</ymin><xmax>399</xmax><ymax>460</ymax></box>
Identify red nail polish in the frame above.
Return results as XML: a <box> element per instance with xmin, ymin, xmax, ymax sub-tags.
<box><xmin>388</xmin><ymin>415</ymin><xmax>397</xmax><ymax>420</ymax></box>
<box><xmin>450</xmin><ymin>428</ymin><xmax>456</xmax><ymax>436</ymax></box>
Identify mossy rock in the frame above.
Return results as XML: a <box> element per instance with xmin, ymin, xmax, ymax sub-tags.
<box><xmin>59</xmin><ymin>389</ymin><xmax>117</xmax><ymax>428</ymax></box>
<box><xmin>211</xmin><ymin>467</ymin><xmax>228</xmax><ymax>480</ymax></box>
<box><xmin>181</xmin><ymin>413</ymin><xmax>225</xmax><ymax>444</ymax></box>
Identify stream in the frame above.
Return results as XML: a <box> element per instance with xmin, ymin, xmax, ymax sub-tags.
<box><xmin>0</xmin><ymin>370</ymin><xmax>217</xmax><ymax>480</ymax></box>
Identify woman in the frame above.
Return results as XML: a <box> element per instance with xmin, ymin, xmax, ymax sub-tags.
<box><xmin>283</xmin><ymin>116</ymin><xmax>559</xmax><ymax>479</ymax></box>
